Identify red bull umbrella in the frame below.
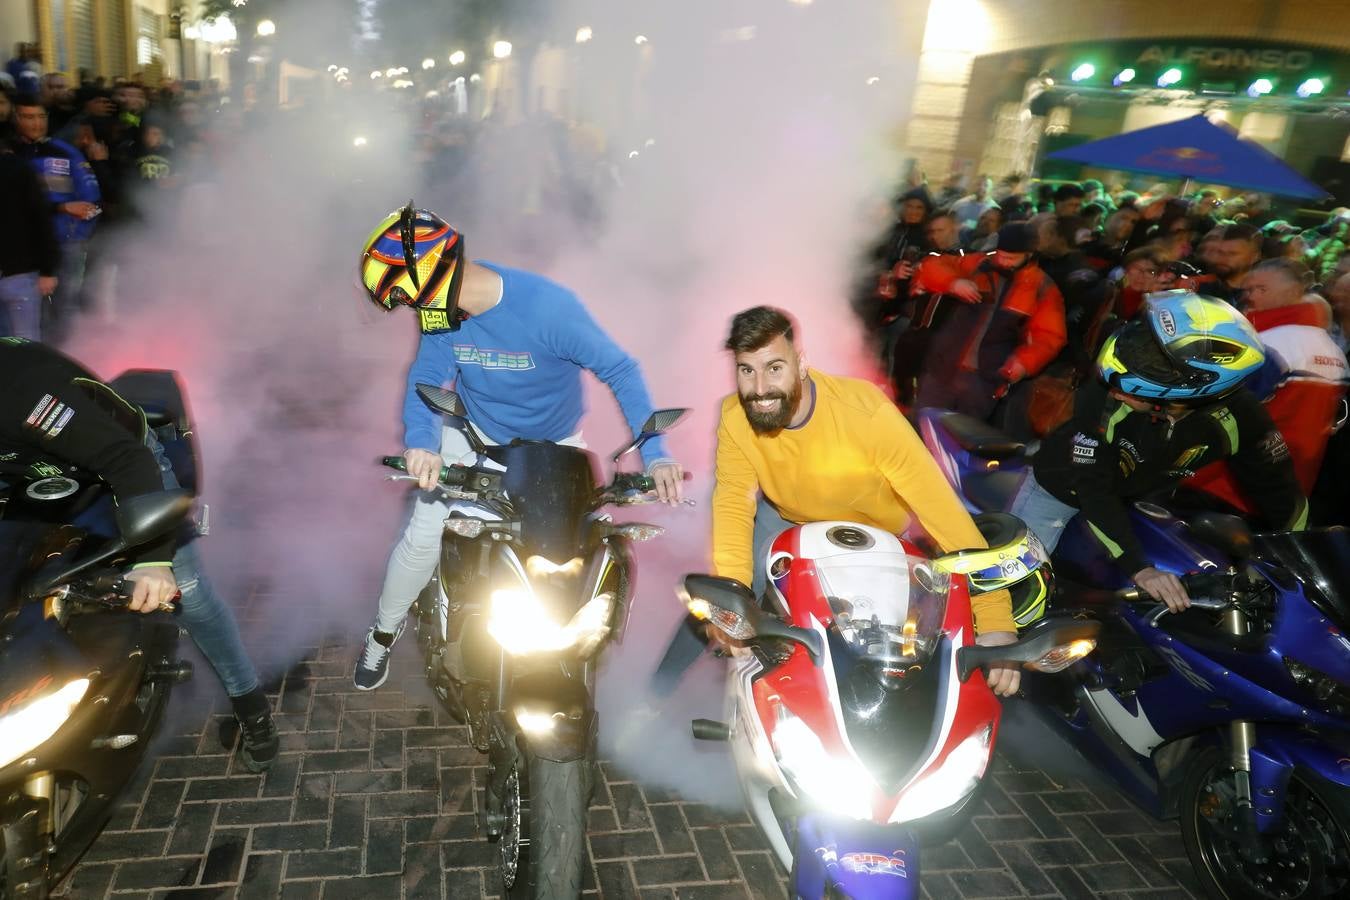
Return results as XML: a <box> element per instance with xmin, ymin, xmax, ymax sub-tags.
<box><xmin>1045</xmin><ymin>114</ymin><xmax>1329</xmax><ymax>200</ymax></box>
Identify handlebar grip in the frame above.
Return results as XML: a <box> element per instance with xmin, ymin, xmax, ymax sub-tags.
<box><xmin>381</xmin><ymin>455</ymin><xmax>465</xmax><ymax>486</ymax></box>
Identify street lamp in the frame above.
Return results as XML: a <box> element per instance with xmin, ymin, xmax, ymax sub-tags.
<box><xmin>449</xmin><ymin>50</ymin><xmax>466</xmax><ymax>66</ymax></box>
<box><xmin>256</xmin><ymin>19</ymin><xmax>275</xmax><ymax>37</ymax></box>
<box><xmin>493</xmin><ymin>41</ymin><xmax>512</xmax><ymax>59</ymax></box>
<box><xmin>576</xmin><ymin>26</ymin><xmax>593</xmax><ymax>44</ymax></box>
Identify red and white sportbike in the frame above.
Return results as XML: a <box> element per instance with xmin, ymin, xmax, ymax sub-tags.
<box><xmin>684</xmin><ymin>518</ymin><xmax>1098</xmax><ymax>899</ymax></box>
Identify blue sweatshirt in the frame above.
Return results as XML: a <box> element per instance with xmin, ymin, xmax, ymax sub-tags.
<box><xmin>16</xmin><ymin>137</ymin><xmax>101</xmax><ymax>244</ymax></box>
<box><xmin>402</xmin><ymin>262</ymin><xmax>670</xmax><ymax>467</ymax></box>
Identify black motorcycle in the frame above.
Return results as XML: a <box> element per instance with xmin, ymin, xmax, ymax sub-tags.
<box><xmin>380</xmin><ymin>384</ymin><xmax>688</xmax><ymax>899</ymax></box>
<box><xmin>0</xmin><ymin>369</ymin><xmax>201</xmax><ymax>900</ymax></box>
<box><xmin>0</xmin><ymin>491</ymin><xmax>195</xmax><ymax>900</ymax></box>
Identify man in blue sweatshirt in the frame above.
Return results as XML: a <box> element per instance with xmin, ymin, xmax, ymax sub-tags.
<box><xmin>13</xmin><ymin>95</ymin><xmax>100</xmax><ymax>337</ymax></box>
<box><xmin>353</xmin><ymin>204</ymin><xmax>684</xmax><ymax>689</ymax></box>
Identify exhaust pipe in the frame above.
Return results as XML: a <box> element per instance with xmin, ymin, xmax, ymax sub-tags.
<box><xmin>691</xmin><ymin>719</ymin><xmax>730</xmax><ymax>741</ymax></box>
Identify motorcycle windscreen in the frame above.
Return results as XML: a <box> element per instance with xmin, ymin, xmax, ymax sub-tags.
<box><xmin>497</xmin><ymin>442</ymin><xmax>598</xmax><ymax>561</ymax></box>
<box><xmin>1256</xmin><ymin>529</ymin><xmax>1350</xmax><ymax>632</ymax></box>
<box><xmin>817</xmin><ymin>552</ymin><xmax>948</xmax><ymax>794</ymax></box>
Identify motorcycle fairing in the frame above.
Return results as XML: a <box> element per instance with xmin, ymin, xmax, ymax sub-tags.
<box><xmin>753</xmin><ymin>523</ymin><xmax>1001</xmax><ymax>825</ymax></box>
<box><xmin>794</xmin><ymin>814</ymin><xmax>921</xmax><ymax>900</ymax></box>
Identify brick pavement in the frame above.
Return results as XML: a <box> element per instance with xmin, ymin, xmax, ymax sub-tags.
<box><xmin>54</xmin><ymin>627</ymin><xmax>1205</xmax><ymax>900</ymax></box>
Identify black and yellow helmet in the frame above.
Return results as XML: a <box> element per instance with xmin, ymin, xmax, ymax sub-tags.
<box><xmin>935</xmin><ymin>513</ymin><xmax>1054</xmax><ymax>628</ymax></box>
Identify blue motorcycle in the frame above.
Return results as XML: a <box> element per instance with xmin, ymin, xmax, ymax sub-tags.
<box><xmin>919</xmin><ymin>407</ymin><xmax>1350</xmax><ymax>900</ymax></box>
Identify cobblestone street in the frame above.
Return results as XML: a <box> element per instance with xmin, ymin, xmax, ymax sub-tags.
<box><xmin>55</xmin><ymin>610</ymin><xmax>1205</xmax><ymax>900</ymax></box>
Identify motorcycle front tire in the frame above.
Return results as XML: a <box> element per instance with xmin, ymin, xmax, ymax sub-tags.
<box><xmin>1181</xmin><ymin>746</ymin><xmax>1350</xmax><ymax>900</ymax></box>
<box><xmin>502</xmin><ymin>753</ymin><xmax>590</xmax><ymax>900</ymax></box>
<box><xmin>1</xmin><ymin>810</ymin><xmax>50</xmax><ymax>900</ymax></box>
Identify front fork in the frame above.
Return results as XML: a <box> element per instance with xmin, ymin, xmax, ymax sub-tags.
<box><xmin>1219</xmin><ymin>603</ymin><xmax>1269</xmax><ymax>862</ymax></box>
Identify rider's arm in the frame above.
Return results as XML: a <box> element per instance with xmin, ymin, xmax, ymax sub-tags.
<box><xmin>548</xmin><ymin>292</ymin><xmax>670</xmax><ymax>468</ymax></box>
<box><xmin>1061</xmin><ymin>393</ymin><xmax>1148</xmax><ymax>575</ymax></box>
<box><xmin>870</xmin><ymin>401</ymin><xmax>1017</xmax><ymax>634</ymax></box>
<box><xmin>402</xmin><ymin>333</ymin><xmax>459</xmax><ymax>452</ymax></box>
<box><xmin>1225</xmin><ymin>391</ymin><xmax>1309</xmax><ymax>531</ymax></box>
<box><xmin>3</xmin><ymin>375</ymin><xmax>174</xmax><ymax>566</ymax></box>
<box><xmin>711</xmin><ymin>399</ymin><xmax>760</xmax><ymax>588</ymax></box>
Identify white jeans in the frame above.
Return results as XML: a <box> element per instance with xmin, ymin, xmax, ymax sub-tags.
<box><xmin>373</xmin><ymin>423</ymin><xmax>585</xmax><ymax>633</ymax></box>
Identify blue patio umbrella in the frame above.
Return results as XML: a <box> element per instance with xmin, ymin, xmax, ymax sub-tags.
<box><xmin>1045</xmin><ymin>114</ymin><xmax>1329</xmax><ymax>200</ymax></box>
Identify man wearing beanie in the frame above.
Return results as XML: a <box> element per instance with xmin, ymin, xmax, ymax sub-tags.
<box><xmin>910</xmin><ymin>222</ymin><xmax>1067</xmax><ymax>420</ymax></box>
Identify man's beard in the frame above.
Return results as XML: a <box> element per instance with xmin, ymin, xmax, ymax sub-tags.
<box><xmin>740</xmin><ymin>379</ymin><xmax>803</xmax><ymax>434</ymax></box>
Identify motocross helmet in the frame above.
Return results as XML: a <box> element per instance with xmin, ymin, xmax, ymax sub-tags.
<box><xmin>934</xmin><ymin>513</ymin><xmax>1054</xmax><ymax>629</ymax></box>
<box><xmin>1097</xmin><ymin>290</ymin><xmax>1264</xmax><ymax>404</ymax></box>
<box><xmin>360</xmin><ymin>202</ymin><xmax>466</xmax><ymax>334</ymax></box>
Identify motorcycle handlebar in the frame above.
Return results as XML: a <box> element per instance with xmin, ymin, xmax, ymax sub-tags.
<box><xmin>380</xmin><ymin>455</ymin><xmax>468</xmax><ymax>487</ymax></box>
<box><xmin>1117</xmin><ymin>571</ymin><xmax>1234</xmax><ymax>609</ymax></box>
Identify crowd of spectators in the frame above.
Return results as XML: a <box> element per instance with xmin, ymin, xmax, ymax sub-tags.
<box><xmin>856</xmin><ymin>169</ymin><xmax>1350</xmax><ymax>526</ymax></box>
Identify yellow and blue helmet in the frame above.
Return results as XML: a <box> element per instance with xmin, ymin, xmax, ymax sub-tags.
<box><xmin>1097</xmin><ymin>290</ymin><xmax>1264</xmax><ymax>404</ymax></box>
<box><xmin>935</xmin><ymin>513</ymin><xmax>1055</xmax><ymax>629</ymax></box>
<box><xmin>360</xmin><ymin>202</ymin><xmax>466</xmax><ymax>334</ymax></box>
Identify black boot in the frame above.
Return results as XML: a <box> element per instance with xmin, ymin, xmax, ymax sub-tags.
<box><xmin>231</xmin><ymin>688</ymin><xmax>279</xmax><ymax>773</ymax></box>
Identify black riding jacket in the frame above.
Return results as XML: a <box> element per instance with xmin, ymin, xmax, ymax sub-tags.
<box><xmin>1034</xmin><ymin>379</ymin><xmax>1306</xmax><ymax>574</ymax></box>
<box><xmin>0</xmin><ymin>338</ymin><xmax>172</xmax><ymax>565</ymax></box>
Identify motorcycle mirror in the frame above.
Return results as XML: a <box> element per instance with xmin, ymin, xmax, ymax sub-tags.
<box><xmin>610</xmin><ymin>408</ymin><xmax>690</xmax><ymax>462</ymax></box>
<box><xmin>956</xmin><ymin>617</ymin><xmax>1101</xmax><ymax>682</ymax></box>
<box><xmin>683</xmin><ymin>574</ymin><xmax>823</xmax><ymax>662</ymax></box>
<box><xmin>416</xmin><ymin>383</ymin><xmax>486</xmax><ymax>455</ymax></box>
<box><xmin>29</xmin><ymin>490</ymin><xmax>194</xmax><ymax>598</ymax></box>
<box><xmin>1186</xmin><ymin>513</ymin><xmax>1254</xmax><ymax>565</ymax></box>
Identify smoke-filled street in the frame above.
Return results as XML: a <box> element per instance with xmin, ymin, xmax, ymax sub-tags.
<box><xmin>8</xmin><ymin>0</ymin><xmax>1350</xmax><ymax>899</ymax></box>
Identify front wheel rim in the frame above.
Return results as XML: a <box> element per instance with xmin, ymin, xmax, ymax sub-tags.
<box><xmin>1194</xmin><ymin>771</ymin><xmax>1350</xmax><ymax>898</ymax></box>
<box><xmin>500</xmin><ymin>768</ymin><xmax>525</xmax><ymax>889</ymax></box>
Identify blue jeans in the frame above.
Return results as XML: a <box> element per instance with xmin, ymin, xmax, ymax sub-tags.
<box><xmin>0</xmin><ymin>272</ymin><xmax>42</xmax><ymax>341</ymax></box>
<box><xmin>1007</xmin><ymin>471</ymin><xmax>1079</xmax><ymax>554</ymax></box>
<box><xmin>146</xmin><ymin>429</ymin><xmax>260</xmax><ymax>698</ymax></box>
<box><xmin>650</xmin><ymin>497</ymin><xmax>793</xmax><ymax>696</ymax></box>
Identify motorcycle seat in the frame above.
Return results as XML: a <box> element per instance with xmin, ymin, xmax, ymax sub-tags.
<box><xmin>938</xmin><ymin>412</ymin><xmax>1026</xmax><ymax>460</ymax></box>
<box><xmin>964</xmin><ymin>470</ymin><xmax>1023</xmax><ymax>513</ymax></box>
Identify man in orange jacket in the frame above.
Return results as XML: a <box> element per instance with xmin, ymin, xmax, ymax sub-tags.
<box><xmin>911</xmin><ymin>223</ymin><xmax>1067</xmax><ymax>420</ymax></box>
<box><xmin>1188</xmin><ymin>259</ymin><xmax>1349</xmax><ymax>511</ymax></box>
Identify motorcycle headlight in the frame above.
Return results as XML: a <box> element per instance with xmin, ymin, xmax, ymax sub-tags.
<box><xmin>892</xmin><ymin>726</ymin><xmax>993</xmax><ymax>823</ymax></box>
<box><xmin>772</xmin><ymin>707</ymin><xmax>875</xmax><ymax>821</ymax></box>
<box><xmin>0</xmin><ymin>678</ymin><xmax>90</xmax><ymax>769</ymax></box>
<box><xmin>487</xmin><ymin>588</ymin><xmax>615</xmax><ymax>657</ymax></box>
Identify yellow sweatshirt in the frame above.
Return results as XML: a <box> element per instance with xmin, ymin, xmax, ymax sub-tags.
<box><xmin>711</xmin><ymin>370</ymin><xmax>1017</xmax><ymax>635</ymax></box>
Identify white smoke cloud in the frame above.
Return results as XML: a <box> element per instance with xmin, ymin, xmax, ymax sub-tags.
<box><xmin>64</xmin><ymin>0</ymin><xmax>911</xmax><ymax>804</ymax></box>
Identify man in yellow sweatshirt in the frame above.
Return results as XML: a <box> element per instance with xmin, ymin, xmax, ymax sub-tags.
<box><xmin>652</xmin><ymin>306</ymin><xmax>1021</xmax><ymax>697</ymax></box>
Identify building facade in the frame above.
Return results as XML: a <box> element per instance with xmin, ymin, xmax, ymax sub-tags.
<box><xmin>898</xmin><ymin>0</ymin><xmax>1350</xmax><ymax>196</ymax></box>
<box><xmin>2</xmin><ymin>0</ymin><xmax>231</xmax><ymax>86</ymax></box>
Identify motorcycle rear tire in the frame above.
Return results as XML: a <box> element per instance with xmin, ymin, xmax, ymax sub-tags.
<box><xmin>501</xmin><ymin>753</ymin><xmax>590</xmax><ymax>900</ymax></box>
<box><xmin>1181</xmin><ymin>746</ymin><xmax>1350</xmax><ymax>900</ymax></box>
<box><xmin>1</xmin><ymin>812</ymin><xmax>51</xmax><ymax>900</ymax></box>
